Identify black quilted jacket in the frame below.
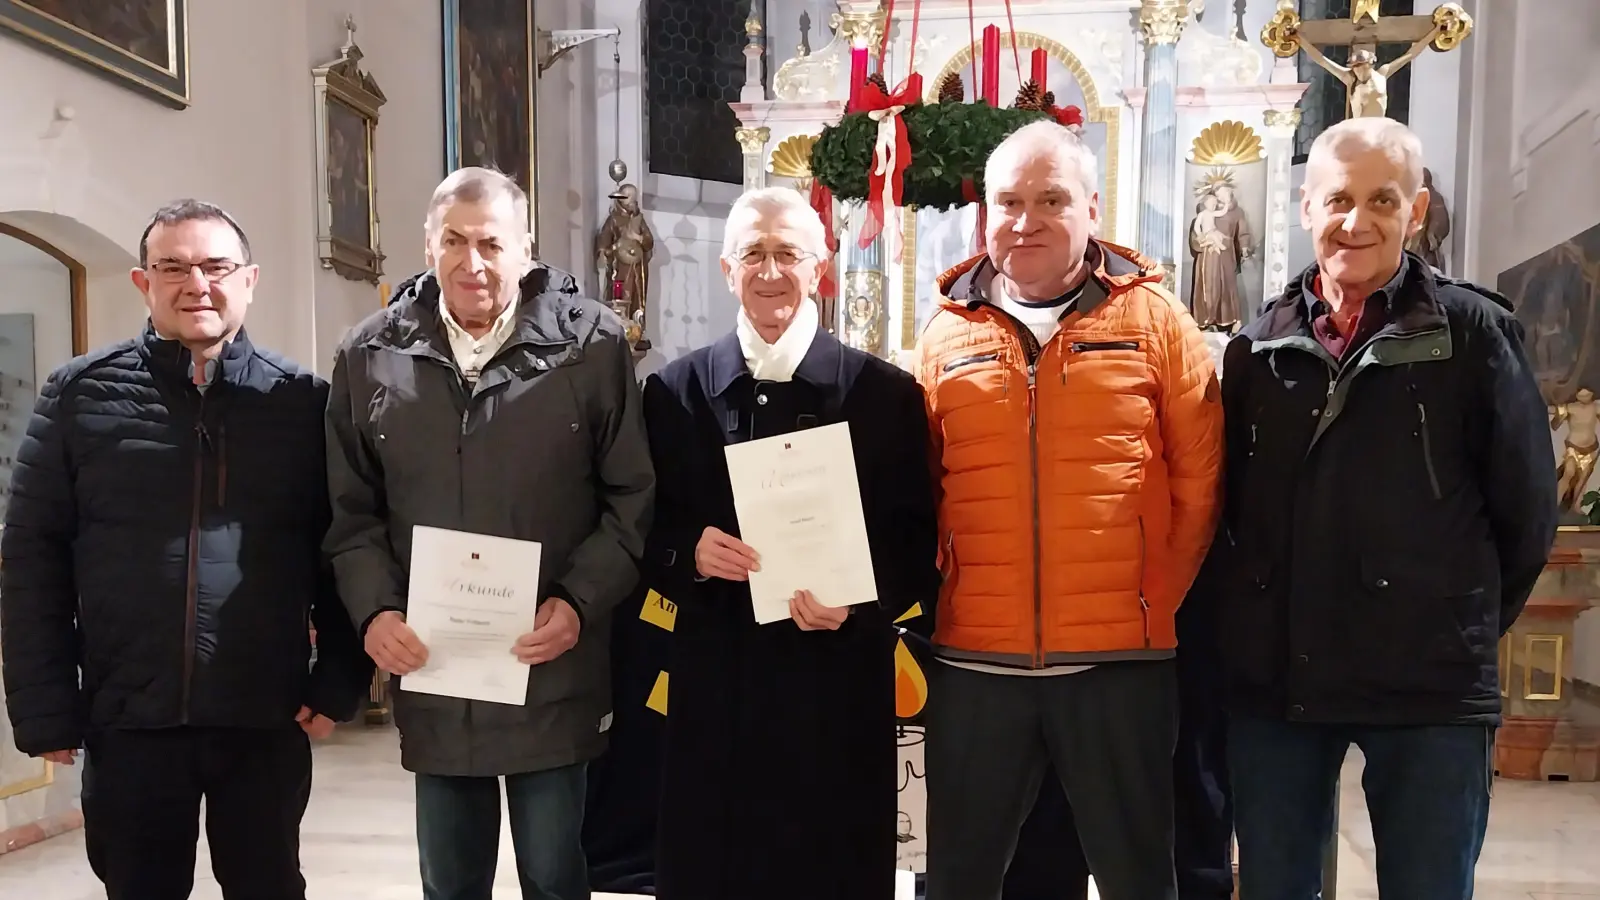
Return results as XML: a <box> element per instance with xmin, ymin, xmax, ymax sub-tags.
<box><xmin>0</xmin><ymin>324</ymin><xmax>371</xmax><ymax>755</ymax></box>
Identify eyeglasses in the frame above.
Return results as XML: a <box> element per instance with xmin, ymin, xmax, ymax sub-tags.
<box><xmin>729</xmin><ymin>246</ymin><xmax>816</xmax><ymax>270</ymax></box>
<box><xmin>146</xmin><ymin>260</ymin><xmax>245</xmax><ymax>284</ymax></box>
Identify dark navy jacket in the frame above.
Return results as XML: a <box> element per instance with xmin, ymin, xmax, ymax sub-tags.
<box><xmin>1214</xmin><ymin>254</ymin><xmax>1557</xmax><ymax>726</ymax></box>
<box><xmin>0</xmin><ymin>325</ymin><xmax>370</xmax><ymax>755</ymax></box>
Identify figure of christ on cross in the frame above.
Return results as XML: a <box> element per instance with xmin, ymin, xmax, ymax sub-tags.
<box><xmin>1262</xmin><ymin>1</ymin><xmax>1474</xmax><ymax>120</ymax></box>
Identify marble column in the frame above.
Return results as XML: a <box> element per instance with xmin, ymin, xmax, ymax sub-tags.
<box><xmin>735</xmin><ymin>126</ymin><xmax>771</xmax><ymax>190</ymax></box>
<box><xmin>1262</xmin><ymin>106</ymin><xmax>1301</xmax><ymax>300</ymax></box>
<box><xmin>1136</xmin><ymin>0</ymin><xmax>1190</xmax><ymax>289</ymax></box>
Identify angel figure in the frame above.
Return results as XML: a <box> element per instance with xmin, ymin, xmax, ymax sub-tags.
<box><xmin>1551</xmin><ymin>387</ymin><xmax>1599</xmax><ymax>516</ymax></box>
<box><xmin>1297</xmin><ymin>26</ymin><xmax>1440</xmax><ymax>119</ymax></box>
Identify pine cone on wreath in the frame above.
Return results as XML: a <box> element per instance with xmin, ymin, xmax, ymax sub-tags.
<box><xmin>1042</xmin><ymin>90</ymin><xmax>1057</xmax><ymax>108</ymax></box>
<box><xmin>865</xmin><ymin>72</ymin><xmax>889</xmax><ymax>95</ymax></box>
<box><xmin>937</xmin><ymin>71</ymin><xmax>965</xmax><ymax>103</ymax></box>
<box><xmin>1013</xmin><ymin>79</ymin><xmax>1045</xmax><ymax>111</ymax></box>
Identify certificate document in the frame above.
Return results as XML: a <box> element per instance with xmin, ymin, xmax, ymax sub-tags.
<box><xmin>400</xmin><ymin>525</ymin><xmax>542</xmax><ymax>705</ymax></box>
<box><xmin>724</xmin><ymin>421</ymin><xmax>878</xmax><ymax>624</ymax></box>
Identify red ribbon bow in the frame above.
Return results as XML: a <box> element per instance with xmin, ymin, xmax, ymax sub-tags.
<box><xmin>850</xmin><ymin>74</ymin><xmax>923</xmax><ymax>257</ymax></box>
<box><xmin>1051</xmin><ymin>104</ymin><xmax>1085</xmax><ymax>130</ymax></box>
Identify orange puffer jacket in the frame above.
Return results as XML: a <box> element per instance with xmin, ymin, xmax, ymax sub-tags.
<box><xmin>914</xmin><ymin>241</ymin><xmax>1224</xmax><ymax>669</ymax></box>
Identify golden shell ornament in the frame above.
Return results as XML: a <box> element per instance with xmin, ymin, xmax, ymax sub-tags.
<box><xmin>767</xmin><ymin>133</ymin><xmax>819</xmax><ymax>180</ymax></box>
<box><xmin>1190</xmin><ymin>120</ymin><xmax>1264</xmax><ymax>165</ymax></box>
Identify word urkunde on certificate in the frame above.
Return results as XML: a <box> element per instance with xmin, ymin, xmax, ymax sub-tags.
<box><xmin>401</xmin><ymin>525</ymin><xmax>542</xmax><ymax>705</ymax></box>
<box><xmin>724</xmin><ymin>421</ymin><xmax>878</xmax><ymax>624</ymax></box>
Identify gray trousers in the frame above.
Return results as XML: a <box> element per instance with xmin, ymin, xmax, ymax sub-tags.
<box><xmin>924</xmin><ymin>659</ymin><xmax>1179</xmax><ymax>900</ymax></box>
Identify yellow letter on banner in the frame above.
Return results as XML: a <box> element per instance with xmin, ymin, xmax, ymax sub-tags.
<box><xmin>640</xmin><ymin>589</ymin><xmax>678</xmax><ymax>633</ymax></box>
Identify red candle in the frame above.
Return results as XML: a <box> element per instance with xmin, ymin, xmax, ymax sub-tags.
<box><xmin>982</xmin><ymin>25</ymin><xmax>1000</xmax><ymax>106</ymax></box>
<box><xmin>1031</xmin><ymin>48</ymin><xmax>1048</xmax><ymax>95</ymax></box>
<box><xmin>849</xmin><ymin>45</ymin><xmax>869</xmax><ymax>108</ymax></box>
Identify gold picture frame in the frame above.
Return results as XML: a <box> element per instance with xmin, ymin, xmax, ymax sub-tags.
<box><xmin>312</xmin><ymin>18</ymin><xmax>386</xmax><ymax>285</ymax></box>
<box><xmin>0</xmin><ymin>0</ymin><xmax>189</xmax><ymax>109</ymax></box>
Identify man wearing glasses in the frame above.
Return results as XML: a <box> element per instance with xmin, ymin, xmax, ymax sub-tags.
<box><xmin>0</xmin><ymin>200</ymin><xmax>371</xmax><ymax>899</ymax></box>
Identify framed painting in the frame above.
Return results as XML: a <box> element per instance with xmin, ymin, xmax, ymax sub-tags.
<box><xmin>0</xmin><ymin>0</ymin><xmax>189</xmax><ymax>108</ymax></box>
<box><xmin>312</xmin><ymin>19</ymin><xmax>386</xmax><ymax>284</ymax></box>
<box><xmin>443</xmin><ymin>0</ymin><xmax>539</xmax><ymax>244</ymax></box>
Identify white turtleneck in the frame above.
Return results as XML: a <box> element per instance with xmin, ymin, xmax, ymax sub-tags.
<box><xmin>735</xmin><ymin>296</ymin><xmax>818</xmax><ymax>382</ymax></box>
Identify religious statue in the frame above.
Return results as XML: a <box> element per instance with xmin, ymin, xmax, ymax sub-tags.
<box><xmin>1404</xmin><ymin>167</ymin><xmax>1451</xmax><ymax>272</ymax></box>
<box><xmin>1552</xmin><ymin>388</ymin><xmax>1599</xmax><ymax>517</ymax></box>
<box><xmin>1262</xmin><ymin>2</ymin><xmax>1474</xmax><ymax>120</ymax></box>
<box><xmin>1188</xmin><ymin>174</ymin><xmax>1253</xmax><ymax>332</ymax></box>
<box><xmin>1298</xmin><ymin>30</ymin><xmax>1436</xmax><ymax>119</ymax></box>
<box><xmin>595</xmin><ymin>183</ymin><xmax>653</xmax><ymax>352</ymax></box>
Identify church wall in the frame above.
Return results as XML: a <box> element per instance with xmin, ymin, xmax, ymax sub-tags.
<box><xmin>1462</xmin><ymin>0</ymin><xmax>1600</xmax><ymax>690</ymax></box>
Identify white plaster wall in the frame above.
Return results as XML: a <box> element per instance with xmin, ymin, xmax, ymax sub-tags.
<box><xmin>0</xmin><ymin>239</ymin><xmax>74</xmax><ymax>384</ymax></box>
<box><xmin>0</xmin><ymin>0</ymin><xmax>442</xmax><ymax>374</ymax></box>
<box><xmin>1457</xmin><ymin>0</ymin><xmax>1600</xmax><ymax>688</ymax></box>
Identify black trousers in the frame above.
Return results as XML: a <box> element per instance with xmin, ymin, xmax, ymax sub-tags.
<box><xmin>925</xmin><ymin>661</ymin><xmax>1179</xmax><ymax>900</ymax></box>
<box><xmin>81</xmin><ymin>726</ymin><xmax>312</xmax><ymax>900</ymax></box>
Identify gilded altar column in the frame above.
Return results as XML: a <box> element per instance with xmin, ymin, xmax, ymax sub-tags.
<box><xmin>841</xmin><ymin>214</ymin><xmax>887</xmax><ymax>357</ymax></box>
<box><xmin>1262</xmin><ymin>107</ymin><xmax>1301</xmax><ymax>300</ymax></box>
<box><xmin>1136</xmin><ymin>0</ymin><xmax>1190</xmax><ymax>289</ymax></box>
<box><xmin>735</xmin><ymin>126</ymin><xmax>771</xmax><ymax>191</ymax></box>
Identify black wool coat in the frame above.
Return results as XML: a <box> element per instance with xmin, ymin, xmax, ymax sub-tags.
<box><xmin>642</xmin><ymin>327</ymin><xmax>939</xmax><ymax>900</ymax></box>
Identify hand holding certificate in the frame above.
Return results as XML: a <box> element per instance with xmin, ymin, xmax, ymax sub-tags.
<box><xmin>723</xmin><ymin>422</ymin><xmax>878</xmax><ymax>624</ymax></box>
<box><xmin>400</xmin><ymin>525</ymin><xmax>543</xmax><ymax>705</ymax></box>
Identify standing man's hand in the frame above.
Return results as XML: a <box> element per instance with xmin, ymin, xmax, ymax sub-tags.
<box><xmin>696</xmin><ymin>527</ymin><xmax>761</xmax><ymax>581</ymax></box>
<box><xmin>790</xmin><ymin>590</ymin><xmax>849</xmax><ymax>631</ymax></box>
<box><xmin>37</xmin><ymin>749</ymin><xmax>77</xmax><ymax>766</ymax></box>
<box><xmin>295</xmin><ymin>706</ymin><xmax>337</xmax><ymax>740</ymax></box>
<box><xmin>365</xmin><ymin>610</ymin><xmax>428</xmax><ymax>675</ymax></box>
<box><xmin>512</xmin><ymin>598</ymin><xmax>582</xmax><ymax>665</ymax></box>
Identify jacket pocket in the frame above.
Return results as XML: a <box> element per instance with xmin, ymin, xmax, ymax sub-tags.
<box><xmin>943</xmin><ymin>351</ymin><xmax>1000</xmax><ymax>373</ymax></box>
<box><xmin>1415</xmin><ymin>401</ymin><xmax>1443</xmax><ymax>500</ymax></box>
<box><xmin>1355</xmin><ymin>554</ymin><xmax>1495</xmax><ymax>689</ymax></box>
<box><xmin>1071</xmin><ymin>340</ymin><xmax>1142</xmax><ymax>352</ymax></box>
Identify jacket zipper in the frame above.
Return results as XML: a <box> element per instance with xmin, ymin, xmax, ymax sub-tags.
<box><xmin>987</xmin><ymin>308</ymin><xmax>1046</xmax><ymax>669</ymax></box>
<box><xmin>1027</xmin><ymin>362</ymin><xmax>1042</xmax><ymax>668</ymax></box>
<box><xmin>216</xmin><ymin>422</ymin><xmax>228</xmax><ymax>508</ymax></box>
<box><xmin>1137</xmin><ymin>517</ymin><xmax>1150</xmax><ymax>648</ymax></box>
<box><xmin>1416</xmin><ymin>401</ymin><xmax>1442</xmax><ymax>500</ymax></box>
<box><xmin>182</xmin><ymin>393</ymin><xmax>208</xmax><ymax>723</ymax></box>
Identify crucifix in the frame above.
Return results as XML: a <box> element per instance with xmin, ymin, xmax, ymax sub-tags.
<box><xmin>1262</xmin><ymin>1</ymin><xmax>1473</xmax><ymax>119</ymax></box>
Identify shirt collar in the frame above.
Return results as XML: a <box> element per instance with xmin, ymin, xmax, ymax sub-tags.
<box><xmin>439</xmin><ymin>296</ymin><xmax>519</xmax><ymax>344</ymax></box>
<box><xmin>1302</xmin><ymin>254</ymin><xmax>1410</xmax><ymax>321</ymax></box>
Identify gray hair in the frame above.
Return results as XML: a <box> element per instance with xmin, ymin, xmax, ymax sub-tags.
<box><xmin>139</xmin><ymin>199</ymin><xmax>252</xmax><ymax>267</ymax></box>
<box><xmin>425</xmin><ymin>166</ymin><xmax>530</xmax><ymax>232</ymax></box>
<box><xmin>1305</xmin><ymin>117</ymin><xmax>1426</xmax><ymax>198</ymax></box>
<box><xmin>984</xmin><ymin>120</ymin><xmax>1099</xmax><ymax>202</ymax></box>
<box><xmin>721</xmin><ymin>187</ymin><xmax>830</xmax><ymax>259</ymax></box>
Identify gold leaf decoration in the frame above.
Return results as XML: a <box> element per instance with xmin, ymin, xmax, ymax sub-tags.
<box><xmin>1190</xmin><ymin>120</ymin><xmax>1264</xmax><ymax>165</ymax></box>
<box><xmin>768</xmin><ymin>133</ymin><xmax>819</xmax><ymax>179</ymax></box>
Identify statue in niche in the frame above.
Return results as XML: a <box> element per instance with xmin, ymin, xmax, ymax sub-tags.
<box><xmin>596</xmin><ymin>183</ymin><xmax>653</xmax><ymax>352</ymax></box>
<box><xmin>1188</xmin><ymin>176</ymin><xmax>1253</xmax><ymax>332</ymax></box>
<box><xmin>1551</xmin><ymin>387</ymin><xmax>1599</xmax><ymax>517</ymax></box>
<box><xmin>1405</xmin><ymin>167</ymin><xmax>1451</xmax><ymax>272</ymax></box>
<box><xmin>1295</xmin><ymin>26</ymin><xmax>1439</xmax><ymax>118</ymax></box>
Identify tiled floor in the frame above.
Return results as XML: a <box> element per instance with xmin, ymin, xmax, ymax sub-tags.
<box><xmin>1</xmin><ymin>725</ymin><xmax>1597</xmax><ymax>899</ymax></box>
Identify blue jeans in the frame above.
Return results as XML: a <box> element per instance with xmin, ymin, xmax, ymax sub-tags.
<box><xmin>1228</xmin><ymin>717</ymin><xmax>1493</xmax><ymax>900</ymax></box>
<box><xmin>415</xmin><ymin>763</ymin><xmax>589</xmax><ymax>900</ymax></box>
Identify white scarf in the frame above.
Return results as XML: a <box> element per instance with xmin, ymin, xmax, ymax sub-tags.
<box><xmin>736</xmin><ymin>296</ymin><xmax>818</xmax><ymax>383</ymax></box>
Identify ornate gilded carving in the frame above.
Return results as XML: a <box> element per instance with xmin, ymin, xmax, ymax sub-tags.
<box><xmin>1139</xmin><ymin>0</ymin><xmax>1191</xmax><ymax>46</ymax></box>
<box><xmin>735</xmin><ymin>126</ymin><xmax>771</xmax><ymax>155</ymax></box>
<box><xmin>1431</xmin><ymin>3</ymin><xmax>1474</xmax><ymax>51</ymax></box>
<box><xmin>767</xmin><ymin>133</ymin><xmax>818</xmax><ymax>180</ymax></box>
<box><xmin>1263</xmin><ymin>107</ymin><xmax>1303</xmax><ymax>131</ymax></box>
<box><xmin>1190</xmin><ymin>121</ymin><xmax>1264</xmax><ymax>165</ymax></box>
<box><xmin>830</xmin><ymin>9</ymin><xmax>887</xmax><ymax>50</ymax></box>
<box><xmin>1261</xmin><ymin>1</ymin><xmax>1301</xmax><ymax>58</ymax></box>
